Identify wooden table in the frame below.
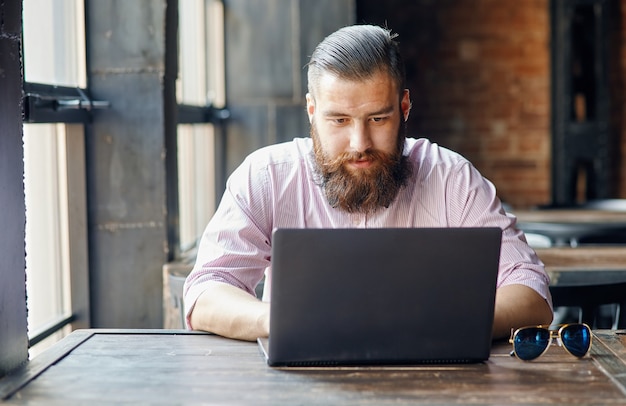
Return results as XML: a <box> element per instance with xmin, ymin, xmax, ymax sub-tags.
<box><xmin>514</xmin><ymin>209</ymin><xmax>626</xmax><ymax>246</ymax></box>
<box><xmin>535</xmin><ymin>246</ymin><xmax>626</xmax><ymax>277</ymax></box>
<box><xmin>2</xmin><ymin>329</ymin><xmax>626</xmax><ymax>404</ymax></box>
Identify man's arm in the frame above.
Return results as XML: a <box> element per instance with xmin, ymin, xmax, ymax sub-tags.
<box><xmin>492</xmin><ymin>284</ymin><xmax>553</xmax><ymax>340</ymax></box>
<box><xmin>189</xmin><ymin>281</ymin><xmax>270</xmax><ymax>341</ymax></box>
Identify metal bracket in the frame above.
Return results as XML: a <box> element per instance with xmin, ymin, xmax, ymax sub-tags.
<box><xmin>54</xmin><ymin>88</ymin><xmax>111</xmax><ymax>111</ymax></box>
<box><xmin>176</xmin><ymin>103</ymin><xmax>230</xmax><ymax>125</ymax></box>
<box><xmin>23</xmin><ymin>82</ymin><xmax>111</xmax><ymax>123</ymax></box>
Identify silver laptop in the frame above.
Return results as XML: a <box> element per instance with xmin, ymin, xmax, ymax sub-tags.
<box><xmin>259</xmin><ymin>227</ymin><xmax>502</xmax><ymax>367</ymax></box>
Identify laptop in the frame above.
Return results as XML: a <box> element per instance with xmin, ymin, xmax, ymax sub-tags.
<box><xmin>258</xmin><ymin>227</ymin><xmax>502</xmax><ymax>367</ymax></box>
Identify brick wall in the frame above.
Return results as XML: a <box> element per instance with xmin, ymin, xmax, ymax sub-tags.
<box><xmin>358</xmin><ymin>0</ymin><xmax>625</xmax><ymax>209</ymax></box>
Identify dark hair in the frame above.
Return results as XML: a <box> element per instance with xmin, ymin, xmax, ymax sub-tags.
<box><xmin>307</xmin><ymin>25</ymin><xmax>406</xmax><ymax>99</ymax></box>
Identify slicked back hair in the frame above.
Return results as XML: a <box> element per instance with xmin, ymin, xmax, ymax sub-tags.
<box><xmin>307</xmin><ymin>25</ymin><xmax>406</xmax><ymax>101</ymax></box>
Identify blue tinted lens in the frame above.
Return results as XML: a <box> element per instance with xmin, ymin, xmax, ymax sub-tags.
<box><xmin>514</xmin><ymin>328</ymin><xmax>551</xmax><ymax>361</ymax></box>
<box><xmin>561</xmin><ymin>324</ymin><xmax>591</xmax><ymax>357</ymax></box>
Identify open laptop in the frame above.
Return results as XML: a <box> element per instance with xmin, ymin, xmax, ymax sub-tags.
<box><xmin>258</xmin><ymin>227</ymin><xmax>502</xmax><ymax>367</ymax></box>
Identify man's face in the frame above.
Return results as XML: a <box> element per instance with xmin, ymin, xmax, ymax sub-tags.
<box><xmin>306</xmin><ymin>70</ymin><xmax>412</xmax><ymax>213</ymax></box>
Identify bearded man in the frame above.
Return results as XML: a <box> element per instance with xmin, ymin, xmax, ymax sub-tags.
<box><xmin>184</xmin><ymin>24</ymin><xmax>553</xmax><ymax>341</ymax></box>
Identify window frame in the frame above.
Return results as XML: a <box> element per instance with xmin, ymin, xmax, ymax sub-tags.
<box><xmin>165</xmin><ymin>0</ymin><xmax>228</xmax><ymax>261</ymax></box>
<box><xmin>21</xmin><ymin>0</ymin><xmax>98</xmax><ymax>349</ymax></box>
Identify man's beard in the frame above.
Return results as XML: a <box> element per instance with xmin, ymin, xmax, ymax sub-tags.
<box><xmin>312</xmin><ymin>122</ymin><xmax>412</xmax><ymax>214</ymax></box>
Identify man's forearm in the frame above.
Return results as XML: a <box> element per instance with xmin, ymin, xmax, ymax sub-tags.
<box><xmin>189</xmin><ymin>281</ymin><xmax>270</xmax><ymax>341</ymax></box>
<box><xmin>492</xmin><ymin>284</ymin><xmax>553</xmax><ymax>340</ymax></box>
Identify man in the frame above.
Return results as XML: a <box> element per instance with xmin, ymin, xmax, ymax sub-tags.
<box><xmin>184</xmin><ymin>24</ymin><xmax>553</xmax><ymax>342</ymax></box>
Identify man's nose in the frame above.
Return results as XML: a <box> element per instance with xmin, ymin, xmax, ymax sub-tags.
<box><xmin>349</xmin><ymin>122</ymin><xmax>372</xmax><ymax>153</ymax></box>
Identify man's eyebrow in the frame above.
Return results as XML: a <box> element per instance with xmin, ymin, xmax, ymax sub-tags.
<box><xmin>321</xmin><ymin>105</ymin><xmax>396</xmax><ymax>117</ymax></box>
<box><xmin>369</xmin><ymin>105</ymin><xmax>396</xmax><ymax>116</ymax></box>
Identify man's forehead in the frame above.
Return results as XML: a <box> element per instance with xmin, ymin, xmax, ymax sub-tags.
<box><xmin>312</xmin><ymin>72</ymin><xmax>399</xmax><ymax>112</ymax></box>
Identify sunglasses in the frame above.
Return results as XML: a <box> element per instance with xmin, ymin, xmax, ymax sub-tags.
<box><xmin>509</xmin><ymin>323</ymin><xmax>592</xmax><ymax>361</ymax></box>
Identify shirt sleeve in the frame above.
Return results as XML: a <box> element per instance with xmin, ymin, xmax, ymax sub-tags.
<box><xmin>183</xmin><ymin>156</ymin><xmax>273</xmax><ymax>328</ymax></box>
<box><xmin>445</xmin><ymin>160</ymin><xmax>553</xmax><ymax>309</ymax></box>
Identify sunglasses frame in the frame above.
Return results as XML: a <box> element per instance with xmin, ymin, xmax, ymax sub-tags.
<box><xmin>509</xmin><ymin>323</ymin><xmax>592</xmax><ymax>361</ymax></box>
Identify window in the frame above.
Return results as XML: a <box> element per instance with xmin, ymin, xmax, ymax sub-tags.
<box><xmin>176</xmin><ymin>0</ymin><xmax>226</xmax><ymax>255</ymax></box>
<box><xmin>23</xmin><ymin>0</ymin><xmax>86</xmax><ymax>88</ymax></box>
<box><xmin>22</xmin><ymin>0</ymin><xmax>227</xmax><ymax>345</ymax></box>
<box><xmin>22</xmin><ymin>0</ymin><xmax>90</xmax><ymax>357</ymax></box>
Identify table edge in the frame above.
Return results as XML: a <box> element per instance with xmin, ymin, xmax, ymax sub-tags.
<box><xmin>0</xmin><ymin>329</ymin><xmax>211</xmax><ymax>400</ymax></box>
<box><xmin>591</xmin><ymin>330</ymin><xmax>626</xmax><ymax>397</ymax></box>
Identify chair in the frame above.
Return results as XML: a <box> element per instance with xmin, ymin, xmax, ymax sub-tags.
<box><xmin>577</xmin><ymin>230</ymin><xmax>626</xmax><ymax>245</ymax></box>
<box><xmin>550</xmin><ymin>272</ymin><xmax>626</xmax><ymax>329</ymax></box>
<box><xmin>576</xmin><ymin>200</ymin><xmax>626</xmax><ymax>244</ymax></box>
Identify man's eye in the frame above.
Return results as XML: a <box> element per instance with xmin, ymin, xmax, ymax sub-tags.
<box><xmin>370</xmin><ymin>117</ymin><xmax>387</xmax><ymax>123</ymax></box>
<box><xmin>333</xmin><ymin>118</ymin><xmax>348</xmax><ymax>124</ymax></box>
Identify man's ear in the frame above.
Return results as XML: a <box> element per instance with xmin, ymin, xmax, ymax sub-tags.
<box><xmin>306</xmin><ymin>93</ymin><xmax>315</xmax><ymax>123</ymax></box>
<box><xmin>401</xmin><ymin>89</ymin><xmax>411</xmax><ymax>122</ymax></box>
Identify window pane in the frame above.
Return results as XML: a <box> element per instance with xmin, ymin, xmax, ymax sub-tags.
<box><xmin>22</xmin><ymin>0</ymin><xmax>86</xmax><ymax>87</ymax></box>
<box><xmin>178</xmin><ymin>0</ymin><xmax>225</xmax><ymax>107</ymax></box>
<box><xmin>178</xmin><ymin>0</ymin><xmax>207</xmax><ymax>105</ymax></box>
<box><xmin>23</xmin><ymin>124</ymin><xmax>72</xmax><ymax>348</ymax></box>
<box><xmin>22</xmin><ymin>0</ymin><xmax>88</xmax><ymax>356</ymax></box>
<box><xmin>178</xmin><ymin>125</ymin><xmax>216</xmax><ymax>250</ymax></box>
<box><xmin>176</xmin><ymin>0</ymin><xmax>225</xmax><ymax>253</ymax></box>
<box><xmin>205</xmin><ymin>0</ymin><xmax>226</xmax><ymax>108</ymax></box>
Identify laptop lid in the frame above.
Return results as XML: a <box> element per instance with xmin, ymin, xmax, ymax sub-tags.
<box><xmin>262</xmin><ymin>227</ymin><xmax>502</xmax><ymax>367</ymax></box>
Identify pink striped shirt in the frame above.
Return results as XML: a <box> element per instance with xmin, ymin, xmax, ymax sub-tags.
<box><xmin>184</xmin><ymin>137</ymin><xmax>551</xmax><ymax>325</ymax></box>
